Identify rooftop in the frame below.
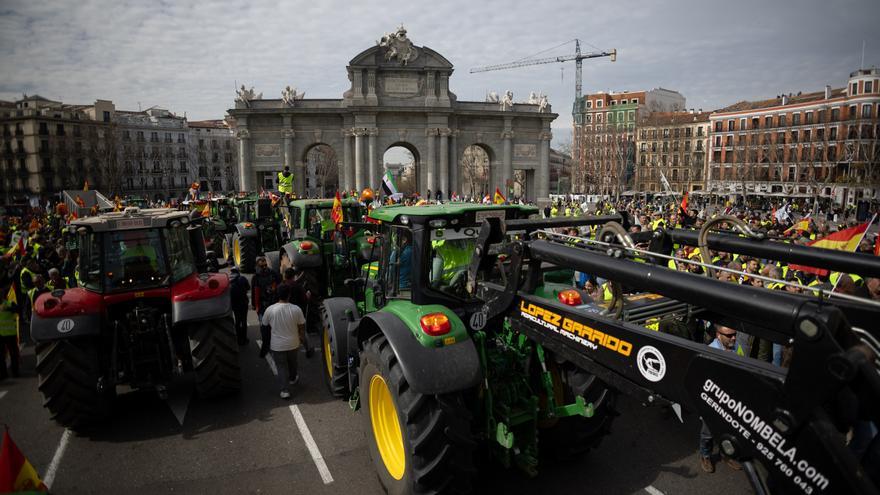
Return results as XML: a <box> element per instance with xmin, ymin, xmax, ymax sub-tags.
<box><xmin>640</xmin><ymin>111</ymin><xmax>713</xmax><ymax>126</ymax></box>
<box><xmin>716</xmin><ymin>87</ymin><xmax>846</xmax><ymax>114</ymax></box>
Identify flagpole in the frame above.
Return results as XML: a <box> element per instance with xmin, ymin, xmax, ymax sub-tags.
<box><xmin>831</xmin><ymin>212</ymin><xmax>876</xmax><ymax>292</ymax></box>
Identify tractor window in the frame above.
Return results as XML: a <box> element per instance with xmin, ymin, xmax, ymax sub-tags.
<box><xmin>384</xmin><ymin>227</ymin><xmax>413</xmax><ymax>299</ymax></box>
<box><xmin>165</xmin><ymin>225</ymin><xmax>196</xmax><ymax>282</ymax></box>
<box><xmin>103</xmin><ymin>229</ymin><xmax>169</xmax><ymax>291</ymax></box>
<box><xmin>78</xmin><ymin>231</ymin><xmax>103</xmax><ymax>291</ymax></box>
<box><xmin>427</xmin><ymin>228</ymin><xmax>477</xmax><ymax>300</ymax></box>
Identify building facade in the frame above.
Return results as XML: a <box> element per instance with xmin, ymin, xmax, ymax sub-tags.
<box><xmin>549</xmin><ymin>148</ymin><xmax>572</xmax><ymax>194</ymax></box>
<box><xmin>635</xmin><ymin>111</ymin><xmax>710</xmax><ymax>193</ymax></box>
<box><xmin>0</xmin><ymin>95</ymin><xmax>237</xmax><ymax>203</ymax></box>
<box><xmin>188</xmin><ymin>120</ymin><xmax>238</xmax><ymax>193</ymax></box>
<box><xmin>707</xmin><ymin>69</ymin><xmax>880</xmax><ymax>205</ymax></box>
<box><xmin>572</xmin><ymin>88</ymin><xmax>686</xmax><ymax>195</ymax></box>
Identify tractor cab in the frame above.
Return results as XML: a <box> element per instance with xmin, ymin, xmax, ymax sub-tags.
<box><xmin>361</xmin><ymin>203</ymin><xmax>538</xmax><ymax>312</ymax></box>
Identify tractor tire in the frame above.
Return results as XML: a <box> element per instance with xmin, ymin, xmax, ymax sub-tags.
<box><xmin>188</xmin><ymin>316</ymin><xmax>241</xmax><ymax>398</ymax></box>
<box><xmin>36</xmin><ymin>337</ymin><xmax>113</xmax><ymax>429</ymax></box>
<box><xmin>542</xmin><ymin>365</ymin><xmax>617</xmax><ymax>460</ymax></box>
<box><xmin>233</xmin><ymin>233</ymin><xmax>257</xmax><ymax>273</ymax></box>
<box><xmin>320</xmin><ymin>304</ymin><xmax>349</xmax><ymax>398</ymax></box>
<box><xmin>222</xmin><ymin>234</ymin><xmax>233</xmax><ymax>262</ymax></box>
<box><xmin>359</xmin><ymin>334</ymin><xmax>475</xmax><ymax>495</ymax></box>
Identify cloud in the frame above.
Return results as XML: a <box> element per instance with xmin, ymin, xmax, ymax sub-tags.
<box><xmin>1</xmin><ymin>0</ymin><xmax>878</xmax><ymax>152</ymax></box>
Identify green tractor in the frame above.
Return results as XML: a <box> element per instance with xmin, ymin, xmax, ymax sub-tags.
<box><xmin>225</xmin><ymin>197</ymin><xmax>285</xmax><ymax>273</ymax></box>
<box><xmin>320</xmin><ymin>204</ymin><xmax>616</xmax><ymax>493</ymax></box>
<box><xmin>183</xmin><ymin>198</ymin><xmax>238</xmax><ymax>266</ymax></box>
<box><xmin>279</xmin><ymin>198</ymin><xmax>371</xmax><ymax>296</ymax></box>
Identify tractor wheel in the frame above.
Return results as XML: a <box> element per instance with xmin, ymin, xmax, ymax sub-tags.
<box><xmin>320</xmin><ymin>304</ymin><xmax>348</xmax><ymax>398</ymax></box>
<box><xmin>188</xmin><ymin>316</ymin><xmax>241</xmax><ymax>398</ymax></box>
<box><xmin>541</xmin><ymin>365</ymin><xmax>617</xmax><ymax>460</ymax></box>
<box><xmin>233</xmin><ymin>233</ymin><xmax>257</xmax><ymax>273</ymax></box>
<box><xmin>36</xmin><ymin>337</ymin><xmax>113</xmax><ymax>429</ymax></box>
<box><xmin>359</xmin><ymin>334</ymin><xmax>475</xmax><ymax>494</ymax></box>
<box><xmin>222</xmin><ymin>234</ymin><xmax>233</xmax><ymax>262</ymax></box>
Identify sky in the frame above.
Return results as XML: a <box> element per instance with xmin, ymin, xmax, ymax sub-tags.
<box><xmin>1</xmin><ymin>0</ymin><xmax>879</xmax><ymax>151</ymax></box>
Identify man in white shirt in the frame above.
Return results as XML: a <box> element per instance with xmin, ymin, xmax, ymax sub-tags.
<box><xmin>260</xmin><ymin>284</ymin><xmax>306</xmax><ymax>399</ymax></box>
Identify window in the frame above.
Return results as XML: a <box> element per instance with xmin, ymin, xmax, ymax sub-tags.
<box><xmin>863</xmin><ymin>104</ymin><xmax>873</xmax><ymax>118</ymax></box>
<box><xmin>805</xmin><ymin>112</ymin><xmax>813</xmax><ymax>124</ymax></box>
<box><xmin>779</xmin><ymin>115</ymin><xmax>786</xmax><ymax>127</ymax></box>
<box><xmin>804</xmin><ymin>129</ymin><xmax>811</xmax><ymax>142</ymax></box>
<box><xmin>849</xmin><ymin>105</ymin><xmax>857</xmax><ymax>118</ymax></box>
<box><xmin>792</xmin><ymin>113</ymin><xmax>800</xmax><ymax>125</ymax></box>
<box><xmin>727</xmin><ymin>120</ymin><xmax>735</xmax><ymax>131</ymax></box>
<box><xmin>866</xmin><ymin>81</ymin><xmax>874</xmax><ymax>93</ymax></box>
<box><xmin>791</xmin><ymin>130</ymin><xmax>799</xmax><ymax>143</ymax></box>
<box><xmin>596</xmin><ymin>100</ymin><xmax>603</xmax><ymax>108</ymax></box>
<box><xmin>714</xmin><ymin>121</ymin><xmax>722</xmax><ymax>132</ymax></box>
<box><xmin>831</xmin><ymin>108</ymin><xmax>840</xmax><ymax>121</ymax></box>
<box><xmin>663</xmin><ymin>128</ymin><xmax>670</xmax><ymax>138</ymax></box>
<box><xmin>585</xmin><ymin>101</ymin><xmax>592</xmax><ymax>109</ymax></box>
<box><xmin>56</xmin><ymin>124</ymin><xmax>65</xmax><ymax>135</ymax></box>
<box><xmin>851</xmin><ymin>83</ymin><xmax>858</xmax><ymax>95</ymax></box>
<box><xmin>165</xmin><ymin>226</ymin><xmax>196</xmax><ymax>282</ymax></box>
<box><xmin>714</xmin><ymin>136</ymin><xmax>722</xmax><ymax>147</ymax></box>
<box><xmin>628</xmin><ymin>111</ymin><xmax>634</xmax><ymax>121</ymax></box>
<box><xmin>830</xmin><ymin>127</ymin><xmax>837</xmax><ymax>140</ymax></box>
<box><xmin>610</xmin><ymin>100</ymin><xmax>616</xmax><ymax>106</ymax></box>
<box><xmin>620</xmin><ymin>99</ymin><xmax>627</xmax><ymax>104</ymax></box>
<box><xmin>740</xmin><ymin>118</ymin><xmax>747</xmax><ymax>130</ymax></box>
<box><xmin>765</xmin><ymin>116</ymin><xmax>772</xmax><ymax>128</ymax></box>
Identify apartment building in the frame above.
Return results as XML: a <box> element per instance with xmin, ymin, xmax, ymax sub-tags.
<box><xmin>635</xmin><ymin>111</ymin><xmax>711</xmax><ymax>193</ymax></box>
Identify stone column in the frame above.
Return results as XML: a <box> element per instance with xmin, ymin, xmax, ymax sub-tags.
<box><xmin>425</xmin><ymin>71</ymin><xmax>437</xmax><ymax>106</ymax></box>
<box><xmin>354</xmin><ymin>128</ymin><xmax>365</xmax><ymax>192</ymax></box>
<box><xmin>368</xmin><ymin>128</ymin><xmax>379</xmax><ymax>191</ymax></box>
<box><xmin>282</xmin><ymin>128</ymin><xmax>296</xmax><ymax>191</ymax></box>
<box><xmin>366</xmin><ymin>70</ymin><xmax>378</xmax><ymax>105</ymax></box>
<box><xmin>438</xmin><ymin>128</ymin><xmax>450</xmax><ymax>200</ymax></box>
<box><xmin>538</xmin><ymin>130</ymin><xmax>552</xmax><ymax>203</ymax></box>
<box><xmin>237</xmin><ymin>128</ymin><xmax>252</xmax><ymax>192</ymax></box>
<box><xmin>450</xmin><ymin>130</ymin><xmax>459</xmax><ymax>197</ymax></box>
<box><xmin>342</xmin><ymin>129</ymin><xmax>353</xmax><ymax>192</ymax></box>
<box><xmin>425</xmin><ymin>128</ymin><xmax>437</xmax><ymax>196</ymax></box>
<box><xmin>501</xmin><ymin>129</ymin><xmax>514</xmax><ymax>196</ymax></box>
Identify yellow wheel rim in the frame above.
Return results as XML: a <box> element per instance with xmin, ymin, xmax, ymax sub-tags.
<box><xmin>323</xmin><ymin>327</ymin><xmax>333</xmax><ymax>378</ymax></box>
<box><xmin>222</xmin><ymin>239</ymin><xmax>229</xmax><ymax>260</ymax></box>
<box><xmin>369</xmin><ymin>374</ymin><xmax>405</xmax><ymax>480</ymax></box>
<box><xmin>233</xmin><ymin>238</ymin><xmax>241</xmax><ymax>266</ymax></box>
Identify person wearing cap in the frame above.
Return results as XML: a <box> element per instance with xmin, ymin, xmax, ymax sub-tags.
<box><xmin>229</xmin><ymin>267</ymin><xmax>251</xmax><ymax>345</ymax></box>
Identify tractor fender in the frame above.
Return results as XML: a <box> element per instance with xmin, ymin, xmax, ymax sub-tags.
<box><xmin>172</xmin><ymin>273</ymin><xmax>232</xmax><ymax>325</ymax></box>
<box><xmin>234</xmin><ymin>223</ymin><xmax>258</xmax><ymax>237</ymax></box>
<box><xmin>31</xmin><ymin>289</ymin><xmax>103</xmax><ymax>341</ymax></box>
<box><xmin>264</xmin><ymin>250</ymin><xmax>281</xmax><ymax>273</ymax></box>
<box><xmin>281</xmin><ymin>241</ymin><xmax>322</xmax><ymax>269</ymax></box>
<box><xmin>360</xmin><ymin>311</ymin><xmax>482</xmax><ymax>395</ymax></box>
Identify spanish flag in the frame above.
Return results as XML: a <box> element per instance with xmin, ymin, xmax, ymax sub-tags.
<box><xmin>493</xmin><ymin>187</ymin><xmax>506</xmax><ymax>205</ymax></box>
<box><xmin>680</xmin><ymin>192</ymin><xmax>689</xmax><ymax>212</ymax></box>
<box><xmin>330</xmin><ymin>191</ymin><xmax>344</xmax><ymax>225</ymax></box>
<box><xmin>789</xmin><ymin>222</ymin><xmax>870</xmax><ymax>276</ymax></box>
<box><xmin>0</xmin><ymin>428</ymin><xmax>49</xmax><ymax>493</ymax></box>
<box><xmin>201</xmin><ymin>202</ymin><xmax>211</xmax><ymax>218</ymax></box>
<box><xmin>784</xmin><ymin>218</ymin><xmax>811</xmax><ymax>236</ymax></box>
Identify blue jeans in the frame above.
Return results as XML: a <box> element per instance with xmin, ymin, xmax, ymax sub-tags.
<box><xmin>699</xmin><ymin>419</ymin><xmax>713</xmax><ymax>458</ymax></box>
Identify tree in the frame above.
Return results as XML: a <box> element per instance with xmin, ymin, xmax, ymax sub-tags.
<box><xmin>307</xmin><ymin>144</ymin><xmax>338</xmax><ymax>197</ymax></box>
<box><xmin>460</xmin><ymin>145</ymin><xmax>489</xmax><ymax>198</ymax></box>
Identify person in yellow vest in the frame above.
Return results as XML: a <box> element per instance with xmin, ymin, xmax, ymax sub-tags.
<box><xmin>47</xmin><ymin>268</ymin><xmax>68</xmax><ymax>291</ymax></box>
<box><xmin>430</xmin><ymin>238</ymin><xmax>473</xmax><ymax>287</ymax></box>
<box><xmin>277</xmin><ymin>166</ymin><xmax>294</xmax><ymax>195</ymax></box>
<box><xmin>0</xmin><ymin>280</ymin><xmax>20</xmax><ymax>379</ymax></box>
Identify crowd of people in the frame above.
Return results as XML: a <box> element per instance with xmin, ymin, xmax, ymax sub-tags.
<box><xmin>2</xmin><ymin>190</ymin><xmax>878</xmax><ymax>474</ymax></box>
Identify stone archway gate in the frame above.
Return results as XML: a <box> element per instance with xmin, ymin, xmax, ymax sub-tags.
<box><xmin>228</xmin><ymin>28</ymin><xmax>556</xmax><ymax>203</ymax></box>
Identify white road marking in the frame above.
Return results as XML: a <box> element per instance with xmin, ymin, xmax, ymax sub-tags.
<box><xmin>256</xmin><ymin>339</ymin><xmax>278</xmax><ymax>375</ymax></box>
<box><xmin>0</xmin><ymin>390</ymin><xmax>7</xmax><ymax>400</ymax></box>
<box><xmin>645</xmin><ymin>485</ymin><xmax>665</xmax><ymax>495</ymax></box>
<box><xmin>167</xmin><ymin>387</ymin><xmax>192</xmax><ymax>426</ymax></box>
<box><xmin>43</xmin><ymin>428</ymin><xmax>72</xmax><ymax>488</ymax></box>
<box><xmin>290</xmin><ymin>405</ymin><xmax>334</xmax><ymax>484</ymax></box>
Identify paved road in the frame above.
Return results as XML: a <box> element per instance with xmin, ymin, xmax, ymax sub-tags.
<box><xmin>1</xmin><ymin>309</ymin><xmax>751</xmax><ymax>494</ymax></box>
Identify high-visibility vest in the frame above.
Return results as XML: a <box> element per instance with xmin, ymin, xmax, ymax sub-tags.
<box><xmin>0</xmin><ymin>299</ymin><xmax>17</xmax><ymax>337</ymax></box>
<box><xmin>20</xmin><ymin>267</ymin><xmax>36</xmax><ymax>290</ymax></box>
<box><xmin>432</xmin><ymin>239</ymin><xmax>472</xmax><ymax>283</ymax></box>
<box><xmin>277</xmin><ymin>172</ymin><xmax>293</xmax><ymax>193</ymax></box>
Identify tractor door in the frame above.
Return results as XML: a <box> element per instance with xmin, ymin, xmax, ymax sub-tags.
<box><xmin>376</xmin><ymin>225</ymin><xmax>413</xmax><ymax>309</ymax></box>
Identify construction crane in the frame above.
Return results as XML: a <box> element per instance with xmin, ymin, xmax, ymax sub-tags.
<box><xmin>469</xmin><ymin>39</ymin><xmax>617</xmax><ymax>100</ymax></box>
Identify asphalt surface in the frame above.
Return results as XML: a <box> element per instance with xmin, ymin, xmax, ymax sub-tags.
<box><xmin>1</xmin><ymin>309</ymin><xmax>752</xmax><ymax>494</ymax></box>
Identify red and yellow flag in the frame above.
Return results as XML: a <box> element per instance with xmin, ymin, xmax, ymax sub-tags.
<box><xmin>784</xmin><ymin>218</ymin><xmax>811</xmax><ymax>236</ymax></box>
<box><xmin>789</xmin><ymin>222</ymin><xmax>870</xmax><ymax>276</ymax></box>
<box><xmin>680</xmin><ymin>192</ymin><xmax>689</xmax><ymax>212</ymax></box>
<box><xmin>0</xmin><ymin>428</ymin><xmax>48</xmax><ymax>493</ymax></box>
<box><xmin>493</xmin><ymin>187</ymin><xmax>506</xmax><ymax>205</ymax></box>
<box><xmin>201</xmin><ymin>202</ymin><xmax>211</xmax><ymax>218</ymax></box>
<box><xmin>330</xmin><ymin>191</ymin><xmax>344</xmax><ymax>225</ymax></box>
<box><xmin>83</xmin><ymin>179</ymin><xmax>89</xmax><ymax>191</ymax></box>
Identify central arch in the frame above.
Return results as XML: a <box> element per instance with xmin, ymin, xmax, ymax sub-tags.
<box><xmin>383</xmin><ymin>142</ymin><xmax>420</xmax><ymax>197</ymax></box>
<box><xmin>301</xmin><ymin>142</ymin><xmax>339</xmax><ymax>197</ymax></box>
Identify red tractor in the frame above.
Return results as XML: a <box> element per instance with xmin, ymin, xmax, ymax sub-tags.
<box><xmin>31</xmin><ymin>207</ymin><xmax>241</xmax><ymax>429</ymax></box>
